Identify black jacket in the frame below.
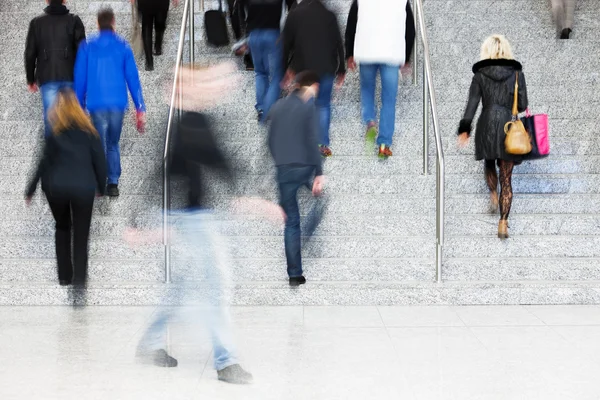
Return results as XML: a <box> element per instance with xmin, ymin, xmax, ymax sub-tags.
<box><xmin>344</xmin><ymin>0</ymin><xmax>415</xmax><ymax>64</ymax></box>
<box><xmin>235</xmin><ymin>0</ymin><xmax>295</xmax><ymax>33</ymax></box>
<box><xmin>26</xmin><ymin>129</ymin><xmax>107</xmax><ymax>199</ymax></box>
<box><xmin>282</xmin><ymin>0</ymin><xmax>345</xmax><ymax>77</ymax></box>
<box><xmin>24</xmin><ymin>4</ymin><xmax>86</xmax><ymax>86</ymax></box>
<box><xmin>458</xmin><ymin>59</ymin><xmax>528</xmax><ymax>162</ymax></box>
<box><xmin>267</xmin><ymin>91</ymin><xmax>323</xmax><ymax>176</ymax></box>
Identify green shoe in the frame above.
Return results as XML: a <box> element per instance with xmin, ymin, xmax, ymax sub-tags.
<box><xmin>365</xmin><ymin>124</ymin><xmax>377</xmax><ymax>155</ymax></box>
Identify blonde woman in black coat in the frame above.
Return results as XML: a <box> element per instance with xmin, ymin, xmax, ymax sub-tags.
<box><xmin>26</xmin><ymin>89</ymin><xmax>107</xmax><ymax>286</ymax></box>
<box><xmin>458</xmin><ymin>35</ymin><xmax>528</xmax><ymax>239</ymax></box>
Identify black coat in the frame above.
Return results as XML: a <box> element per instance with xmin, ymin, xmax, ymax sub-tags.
<box><xmin>458</xmin><ymin>59</ymin><xmax>528</xmax><ymax>162</ymax></box>
<box><xmin>26</xmin><ymin>129</ymin><xmax>107</xmax><ymax>199</ymax></box>
<box><xmin>24</xmin><ymin>4</ymin><xmax>86</xmax><ymax>86</ymax></box>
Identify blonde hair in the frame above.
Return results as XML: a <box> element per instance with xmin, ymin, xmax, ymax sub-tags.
<box><xmin>480</xmin><ymin>35</ymin><xmax>514</xmax><ymax>60</ymax></box>
<box><xmin>48</xmin><ymin>89</ymin><xmax>98</xmax><ymax>136</ymax></box>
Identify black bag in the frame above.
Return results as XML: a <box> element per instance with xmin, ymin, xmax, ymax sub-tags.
<box><xmin>204</xmin><ymin>0</ymin><xmax>230</xmax><ymax>47</ymax></box>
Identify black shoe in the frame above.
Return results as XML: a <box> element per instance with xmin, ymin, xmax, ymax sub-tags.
<box><xmin>145</xmin><ymin>63</ymin><xmax>154</xmax><ymax>71</ymax></box>
<box><xmin>137</xmin><ymin>349</ymin><xmax>178</xmax><ymax>368</ymax></box>
<box><xmin>289</xmin><ymin>276</ymin><xmax>306</xmax><ymax>287</ymax></box>
<box><xmin>107</xmin><ymin>184</ymin><xmax>119</xmax><ymax>197</ymax></box>
<box><xmin>59</xmin><ymin>280</ymin><xmax>71</xmax><ymax>286</ymax></box>
<box><xmin>217</xmin><ymin>364</ymin><xmax>253</xmax><ymax>384</ymax></box>
<box><xmin>153</xmin><ymin>47</ymin><xmax>163</xmax><ymax>56</ymax></box>
<box><xmin>560</xmin><ymin>28</ymin><xmax>572</xmax><ymax>39</ymax></box>
<box><xmin>257</xmin><ymin>110</ymin><xmax>264</xmax><ymax>122</ymax></box>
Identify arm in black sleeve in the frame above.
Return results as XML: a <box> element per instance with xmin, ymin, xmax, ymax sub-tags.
<box><xmin>404</xmin><ymin>1</ymin><xmax>416</xmax><ymax>64</ymax></box>
<box><xmin>91</xmin><ymin>135</ymin><xmax>107</xmax><ymax>195</ymax></box>
<box><xmin>345</xmin><ymin>0</ymin><xmax>358</xmax><ymax>60</ymax></box>
<box><xmin>285</xmin><ymin>0</ymin><xmax>296</xmax><ymax>10</ymax></box>
<box><xmin>331</xmin><ymin>13</ymin><xmax>346</xmax><ymax>75</ymax></box>
<box><xmin>306</xmin><ymin>105</ymin><xmax>323</xmax><ymax>176</ymax></box>
<box><xmin>282</xmin><ymin>12</ymin><xmax>295</xmax><ymax>70</ymax></box>
<box><xmin>72</xmin><ymin>15</ymin><xmax>86</xmax><ymax>48</ymax></box>
<box><xmin>458</xmin><ymin>76</ymin><xmax>482</xmax><ymax>135</ymax></box>
<box><xmin>228</xmin><ymin>0</ymin><xmax>243</xmax><ymax>40</ymax></box>
<box><xmin>517</xmin><ymin>72</ymin><xmax>528</xmax><ymax>113</ymax></box>
<box><xmin>25</xmin><ymin>19</ymin><xmax>37</xmax><ymax>85</ymax></box>
<box><xmin>26</xmin><ymin>137</ymin><xmax>52</xmax><ymax>197</ymax></box>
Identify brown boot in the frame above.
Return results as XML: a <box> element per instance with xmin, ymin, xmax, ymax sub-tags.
<box><xmin>498</xmin><ymin>220</ymin><xmax>509</xmax><ymax>240</ymax></box>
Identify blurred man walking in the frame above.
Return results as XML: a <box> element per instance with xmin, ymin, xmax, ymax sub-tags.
<box><xmin>74</xmin><ymin>8</ymin><xmax>146</xmax><ymax>197</ymax></box>
<box><xmin>25</xmin><ymin>0</ymin><xmax>86</xmax><ymax>138</ymax></box>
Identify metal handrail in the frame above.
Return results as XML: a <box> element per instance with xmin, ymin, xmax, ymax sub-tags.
<box><xmin>163</xmin><ymin>0</ymin><xmax>194</xmax><ymax>283</ymax></box>
<box><xmin>413</xmin><ymin>0</ymin><xmax>445</xmax><ymax>282</ymax></box>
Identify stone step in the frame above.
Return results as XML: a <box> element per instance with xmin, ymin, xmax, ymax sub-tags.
<box><xmin>1</xmin><ymin>281</ymin><xmax>599</xmax><ymax>306</ymax></box>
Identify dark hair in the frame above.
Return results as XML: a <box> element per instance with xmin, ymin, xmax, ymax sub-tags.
<box><xmin>49</xmin><ymin>0</ymin><xmax>64</xmax><ymax>5</ymax></box>
<box><xmin>97</xmin><ymin>8</ymin><xmax>115</xmax><ymax>31</ymax></box>
<box><xmin>295</xmin><ymin>71</ymin><xmax>320</xmax><ymax>88</ymax></box>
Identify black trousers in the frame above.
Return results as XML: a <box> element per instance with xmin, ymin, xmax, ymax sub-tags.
<box><xmin>139</xmin><ymin>3</ymin><xmax>169</xmax><ymax>67</ymax></box>
<box><xmin>46</xmin><ymin>192</ymin><xmax>95</xmax><ymax>285</ymax></box>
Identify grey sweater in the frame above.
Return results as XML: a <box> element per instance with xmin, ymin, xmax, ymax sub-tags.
<box><xmin>267</xmin><ymin>92</ymin><xmax>323</xmax><ymax>176</ymax></box>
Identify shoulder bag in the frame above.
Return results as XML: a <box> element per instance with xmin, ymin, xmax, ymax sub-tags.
<box><xmin>504</xmin><ymin>71</ymin><xmax>532</xmax><ymax>155</ymax></box>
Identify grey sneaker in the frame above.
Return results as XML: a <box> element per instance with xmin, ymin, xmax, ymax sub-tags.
<box><xmin>217</xmin><ymin>364</ymin><xmax>253</xmax><ymax>384</ymax></box>
<box><xmin>137</xmin><ymin>349</ymin><xmax>178</xmax><ymax>368</ymax></box>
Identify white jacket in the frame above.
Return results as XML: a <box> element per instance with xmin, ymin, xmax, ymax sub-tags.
<box><xmin>354</xmin><ymin>0</ymin><xmax>408</xmax><ymax>66</ymax></box>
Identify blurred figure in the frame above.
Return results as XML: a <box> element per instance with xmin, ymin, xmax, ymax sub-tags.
<box><xmin>267</xmin><ymin>71</ymin><xmax>325</xmax><ymax>286</ymax></box>
<box><xmin>458</xmin><ymin>35</ymin><xmax>528</xmax><ymax>239</ymax></box>
<box><xmin>74</xmin><ymin>8</ymin><xmax>146</xmax><ymax>198</ymax></box>
<box><xmin>134</xmin><ymin>0</ymin><xmax>179</xmax><ymax>71</ymax></box>
<box><xmin>551</xmin><ymin>0</ymin><xmax>576</xmax><ymax>39</ymax></box>
<box><xmin>282</xmin><ymin>0</ymin><xmax>345</xmax><ymax>157</ymax></box>
<box><xmin>25</xmin><ymin>89</ymin><xmax>107</xmax><ymax>287</ymax></box>
<box><xmin>24</xmin><ymin>0</ymin><xmax>86</xmax><ymax>138</ymax></box>
<box><xmin>345</xmin><ymin>0</ymin><xmax>415</xmax><ymax>159</ymax></box>
<box><xmin>235</xmin><ymin>0</ymin><xmax>295</xmax><ymax>122</ymax></box>
<box><xmin>227</xmin><ymin>0</ymin><xmax>254</xmax><ymax>71</ymax></box>
<box><xmin>127</xmin><ymin>63</ymin><xmax>282</xmax><ymax>384</ymax></box>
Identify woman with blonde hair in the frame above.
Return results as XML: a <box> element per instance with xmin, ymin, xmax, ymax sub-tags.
<box><xmin>26</xmin><ymin>88</ymin><xmax>107</xmax><ymax>286</ymax></box>
<box><xmin>458</xmin><ymin>35</ymin><xmax>528</xmax><ymax>239</ymax></box>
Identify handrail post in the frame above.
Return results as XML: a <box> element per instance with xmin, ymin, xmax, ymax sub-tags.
<box><xmin>412</xmin><ymin>0</ymin><xmax>418</xmax><ymax>85</ymax></box>
<box><xmin>422</xmin><ymin>63</ymin><xmax>428</xmax><ymax>175</ymax></box>
<box><xmin>164</xmin><ymin>0</ymin><xmax>192</xmax><ymax>284</ymax></box>
<box><xmin>414</xmin><ymin>0</ymin><xmax>445</xmax><ymax>284</ymax></box>
<box><xmin>189</xmin><ymin>0</ymin><xmax>195</xmax><ymax>64</ymax></box>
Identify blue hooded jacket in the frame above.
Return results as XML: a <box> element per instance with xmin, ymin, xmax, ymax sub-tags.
<box><xmin>74</xmin><ymin>30</ymin><xmax>145</xmax><ymax>112</ymax></box>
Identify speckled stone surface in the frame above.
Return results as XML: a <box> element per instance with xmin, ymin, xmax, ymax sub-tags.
<box><xmin>2</xmin><ymin>0</ymin><xmax>600</xmax><ymax>305</ymax></box>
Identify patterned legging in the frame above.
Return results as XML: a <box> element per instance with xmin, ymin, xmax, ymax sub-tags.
<box><xmin>485</xmin><ymin>160</ymin><xmax>515</xmax><ymax>221</ymax></box>
<box><xmin>550</xmin><ymin>0</ymin><xmax>576</xmax><ymax>29</ymax></box>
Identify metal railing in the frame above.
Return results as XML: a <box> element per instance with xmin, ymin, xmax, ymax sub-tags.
<box><xmin>163</xmin><ymin>0</ymin><xmax>195</xmax><ymax>283</ymax></box>
<box><xmin>413</xmin><ymin>0</ymin><xmax>445</xmax><ymax>282</ymax></box>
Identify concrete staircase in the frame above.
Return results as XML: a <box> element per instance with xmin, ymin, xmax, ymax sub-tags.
<box><xmin>1</xmin><ymin>0</ymin><xmax>599</xmax><ymax>305</ymax></box>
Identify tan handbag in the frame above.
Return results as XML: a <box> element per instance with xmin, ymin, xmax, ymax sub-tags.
<box><xmin>504</xmin><ymin>72</ymin><xmax>532</xmax><ymax>155</ymax></box>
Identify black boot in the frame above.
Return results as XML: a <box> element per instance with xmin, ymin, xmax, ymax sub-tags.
<box><xmin>142</xmin><ymin>22</ymin><xmax>154</xmax><ymax>70</ymax></box>
<box><xmin>560</xmin><ymin>28</ymin><xmax>572</xmax><ymax>39</ymax></box>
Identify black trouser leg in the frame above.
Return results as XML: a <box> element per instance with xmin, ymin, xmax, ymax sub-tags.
<box><xmin>46</xmin><ymin>194</ymin><xmax>73</xmax><ymax>283</ymax></box>
<box><xmin>154</xmin><ymin>8</ymin><xmax>168</xmax><ymax>55</ymax></box>
<box><xmin>71</xmin><ymin>194</ymin><xmax>95</xmax><ymax>286</ymax></box>
<box><xmin>141</xmin><ymin>12</ymin><xmax>155</xmax><ymax>67</ymax></box>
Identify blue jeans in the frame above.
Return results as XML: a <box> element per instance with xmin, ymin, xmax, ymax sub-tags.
<box><xmin>359</xmin><ymin>63</ymin><xmax>400</xmax><ymax>146</ymax></box>
<box><xmin>40</xmin><ymin>81</ymin><xmax>73</xmax><ymax>138</ymax></box>
<box><xmin>277</xmin><ymin>165</ymin><xmax>326</xmax><ymax>278</ymax></box>
<box><xmin>90</xmin><ymin>110</ymin><xmax>125</xmax><ymax>185</ymax></box>
<box><xmin>248</xmin><ymin>29</ymin><xmax>283</xmax><ymax>120</ymax></box>
<box><xmin>316</xmin><ymin>75</ymin><xmax>335</xmax><ymax>146</ymax></box>
<box><xmin>137</xmin><ymin>211</ymin><xmax>238</xmax><ymax>371</ymax></box>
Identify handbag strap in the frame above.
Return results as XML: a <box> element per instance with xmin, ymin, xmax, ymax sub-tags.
<box><xmin>511</xmin><ymin>71</ymin><xmax>519</xmax><ymax>117</ymax></box>
<box><xmin>218</xmin><ymin>0</ymin><xmax>223</xmax><ymax>12</ymax></box>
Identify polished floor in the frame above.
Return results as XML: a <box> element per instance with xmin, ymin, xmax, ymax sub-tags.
<box><xmin>1</xmin><ymin>305</ymin><xmax>600</xmax><ymax>399</ymax></box>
